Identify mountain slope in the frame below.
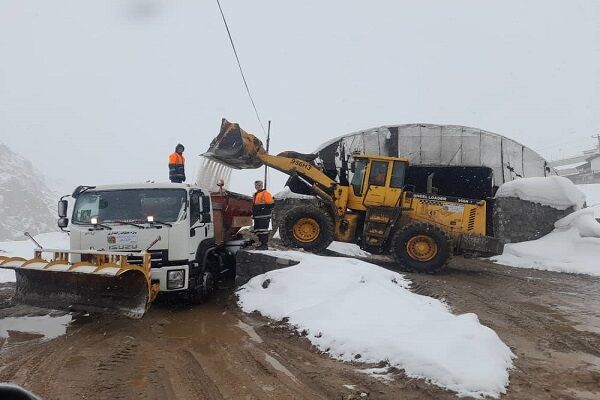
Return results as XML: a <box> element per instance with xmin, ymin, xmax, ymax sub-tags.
<box><xmin>0</xmin><ymin>143</ymin><xmax>58</xmax><ymax>240</ymax></box>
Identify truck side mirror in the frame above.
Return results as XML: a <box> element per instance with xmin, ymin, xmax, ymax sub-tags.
<box><xmin>201</xmin><ymin>196</ymin><xmax>211</xmax><ymax>213</ymax></box>
<box><xmin>200</xmin><ymin>213</ymin><xmax>212</xmax><ymax>223</ymax></box>
<box><xmin>58</xmin><ymin>217</ymin><xmax>69</xmax><ymax>228</ymax></box>
<box><xmin>58</xmin><ymin>200</ymin><xmax>68</xmax><ymax>218</ymax></box>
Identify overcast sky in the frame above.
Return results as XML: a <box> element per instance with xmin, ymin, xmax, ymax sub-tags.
<box><xmin>1</xmin><ymin>0</ymin><xmax>599</xmax><ymax>194</ymax></box>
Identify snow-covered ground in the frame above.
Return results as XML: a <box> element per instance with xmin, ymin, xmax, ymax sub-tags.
<box><xmin>238</xmin><ymin>251</ymin><xmax>514</xmax><ymax>398</ymax></box>
<box><xmin>326</xmin><ymin>241</ymin><xmax>371</xmax><ymax>257</ymax></box>
<box><xmin>0</xmin><ymin>232</ymin><xmax>69</xmax><ymax>283</ymax></box>
<box><xmin>495</xmin><ymin>176</ymin><xmax>585</xmax><ymax>210</ymax></box>
<box><xmin>492</xmin><ymin>207</ymin><xmax>600</xmax><ymax>277</ymax></box>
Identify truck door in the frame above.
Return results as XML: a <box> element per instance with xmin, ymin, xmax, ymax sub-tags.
<box><xmin>188</xmin><ymin>190</ymin><xmax>209</xmax><ymax>260</ymax></box>
<box><xmin>363</xmin><ymin>160</ymin><xmax>390</xmax><ymax>207</ymax></box>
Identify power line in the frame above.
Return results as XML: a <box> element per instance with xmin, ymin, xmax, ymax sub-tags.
<box><xmin>215</xmin><ymin>0</ymin><xmax>267</xmax><ymax>135</ymax></box>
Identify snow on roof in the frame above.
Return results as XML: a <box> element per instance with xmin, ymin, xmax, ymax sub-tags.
<box><xmin>274</xmin><ymin>187</ymin><xmax>316</xmax><ymax>200</ymax></box>
<box><xmin>587</xmin><ymin>153</ymin><xmax>600</xmax><ymax>161</ymax></box>
<box><xmin>553</xmin><ymin>161</ymin><xmax>588</xmax><ymax>170</ymax></box>
<box><xmin>238</xmin><ymin>250</ymin><xmax>514</xmax><ymax>398</ymax></box>
<box><xmin>88</xmin><ymin>182</ymin><xmax>194</xmax><ymax>191</ymax></box>
<box><xmin>495</xmin><ymin>176</ymin><xmax>585</xmax><ymax>210</ymax></box>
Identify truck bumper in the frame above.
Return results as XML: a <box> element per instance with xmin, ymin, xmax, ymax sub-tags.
<box><xmin>151</xmin><ymin>265</ymin><xmax>189</xmax><ymax>292</ymax></box>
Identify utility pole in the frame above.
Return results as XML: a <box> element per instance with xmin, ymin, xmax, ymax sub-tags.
<box><xmin>593</xmin><ymin>133</ymin><xmax>600</xmax><ymax>153</ymax></box>
<box><xmin>264</xmin><ymin>120</ymin><xmax>271</xmax><ymax>188</ymax></box>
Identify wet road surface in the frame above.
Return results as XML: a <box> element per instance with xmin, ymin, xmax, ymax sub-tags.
<box><xmin>1</xmin><ymin>257</ymin><xmax>599</xmax><ymax>399</ymax></box>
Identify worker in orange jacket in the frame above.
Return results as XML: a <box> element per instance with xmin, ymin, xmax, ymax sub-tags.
<box><xmin>168</xmin><ymin>144</ymin><xmax>186</xmax><ymax>183</ymax></box>
<box><xmin>252</xmin><ymin>180</ymin><xmax>274</xmax><ymax>250</ymax></box>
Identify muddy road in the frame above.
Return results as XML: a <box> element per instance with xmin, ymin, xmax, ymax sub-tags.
<box><xmin>1</xmin><ymin>257</ymin><xmax>600</xmax><ymax>400</ymax></box>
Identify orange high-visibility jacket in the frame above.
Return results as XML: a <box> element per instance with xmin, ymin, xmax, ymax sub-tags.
<box><xmin>168</xmin><ymin>152</ymin><xmax>186</xmax><ymax>182</ymax></box>
<box><xmin>253</xmin><ymin>190</ymin><xmax>274</xmax><ymax>205</ymax></box>
<box><xmin>169</xmin><ymin>152</ymin><xmax>185</xmax><ymax>165</ymax></box>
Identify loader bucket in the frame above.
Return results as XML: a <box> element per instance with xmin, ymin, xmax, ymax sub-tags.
<box><xmin>0</xmin><ymin>252</ymin><xmax>159</xmax><ymax>319</ymax></box>
<box><xmin>204</xmin><ymin>118</ymin><xmax>266</xmax><ymax>169</ymax></box>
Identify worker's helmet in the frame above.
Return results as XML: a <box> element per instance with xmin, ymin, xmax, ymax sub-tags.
<box><xmin>175</xmin><ymin>143</ymin><xmax>185</xmax><ymax>153</ymax></box>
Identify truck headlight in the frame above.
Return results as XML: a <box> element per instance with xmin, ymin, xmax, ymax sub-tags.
<box><xmin>167</xmin><ymin>269</ymin><xmax>185</xmax><ymax>290</ymax></box>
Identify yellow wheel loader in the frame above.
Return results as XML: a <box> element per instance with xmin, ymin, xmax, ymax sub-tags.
<box><xmin>206</xmin><ymin>119</ymin><xmax>502</xmax><ymax>273</ymax></box>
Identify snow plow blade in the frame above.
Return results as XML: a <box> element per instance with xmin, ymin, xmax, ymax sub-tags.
<box><xmin>0</xmin><ymin>250</ymin><xmax>159</xmax><ymax>319</ymax></box>
<box><xmin>204</xmin><ymin>118</ymin><xmax>266</xmax><ymax>169</ymax></box>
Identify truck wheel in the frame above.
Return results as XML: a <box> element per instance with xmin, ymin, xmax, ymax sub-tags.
<box><xmin>390</xmin><ymin>223</ymin><xmax>452</xmax><ymax>273</ymax></box>
<box><xmin>280</xmin><ymin>204</ymin><xmax>334</xmax><ymax>253</ymax></box>
<box><xmin>187</xmin><ymin>272</ymin><xmax>215</xmax><ymax>305</ymax></box>
<box><xmin>188</xmin><ymin>240</ymin><xmax>218</xmax><ymax>304</ymax></box>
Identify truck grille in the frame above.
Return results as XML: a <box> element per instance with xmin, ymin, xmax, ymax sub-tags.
<box><xmin>127</xmin><ymin>250</ymin><xmax>168</xmax><ymax>268</ymax></box>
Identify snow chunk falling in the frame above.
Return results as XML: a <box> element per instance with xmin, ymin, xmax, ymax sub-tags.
<box><xmin>238</xmin><ymin>251</ymin><xmax>514</xmax><ymax>398</ymax></box>
<box><xmin>195</xmin><ymin>156</ymin><xmax>232</xmax><ymax>192</ymax></box>
<box><xmin>495</xmin><ymin>176</ymin><xmax>585</xmax><ymax>210</ymax></box>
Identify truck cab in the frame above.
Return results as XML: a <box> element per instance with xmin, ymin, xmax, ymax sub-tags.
<box><xmin>60</xmin><ymin>182</ymin><xmax>252</xmax><ymax>300</ymax></box>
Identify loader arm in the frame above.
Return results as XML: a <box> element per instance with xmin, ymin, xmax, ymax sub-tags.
<box><xmin>206</xmin><ymin>119</ymin><xmax>349</xmax><ymax>218</ymax></box>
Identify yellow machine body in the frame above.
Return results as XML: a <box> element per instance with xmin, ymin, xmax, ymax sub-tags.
<box><xmin>206</xmin><ymin>119</ymin><xmax>492</xmax><ymax>265</ymax></box>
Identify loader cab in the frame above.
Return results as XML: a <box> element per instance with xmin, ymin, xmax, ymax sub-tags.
<box><xmin>347</xmin><ymin>155</ymin><xmax>410</xmax><ymax>210</ymax></box>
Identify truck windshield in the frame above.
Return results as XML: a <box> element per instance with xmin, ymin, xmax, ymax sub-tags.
<box><xmin>72</xmin><ymin>189</ymin><xmax>187</xmax><ymax>224</ymax></box>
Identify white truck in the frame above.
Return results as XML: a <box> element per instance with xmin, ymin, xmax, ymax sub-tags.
<box><xmin>0</xmin><ymin>182</ymin><xmax>254</xmax><ymax>318</ymax></box>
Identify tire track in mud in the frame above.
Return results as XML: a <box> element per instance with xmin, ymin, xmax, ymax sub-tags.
<box><xmin>1</xmin><ymin>257</ymin><xmax>600</xmax><ymax>399</ymax></box>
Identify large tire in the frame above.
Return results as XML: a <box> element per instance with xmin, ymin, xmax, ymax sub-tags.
<box><xmin>188</xmin><ymin>239</ymin><xmax>218</xmax><ymax>304</ymax></box>
<box><xmin>390</xmin><ymin>223</ymin><xmax>452</xmax><ymax>273</ymax></box>
<box><xmin>280</xmin><ymin>204</ymin><xmax>334</xmax><ymax>253</ymax></box>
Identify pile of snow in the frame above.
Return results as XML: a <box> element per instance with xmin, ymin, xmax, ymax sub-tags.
<box><xmin>327</xmin><ymin>241</ymin><xmax>371</xmax><ymax>257</ymax></box>
<box><xmin>238</xmin><ymin>251</ymin><xmax>514</xmax><ymax>398</ymax></box>
<box><xmin>577</xmin><ymin>183</ymin><xmax>600</xmax><ymax>217</ymax></box>
<box><xmin>0</xmin><ymin>232</ymin><xmax>69</xmax><ymax>283</ymax></box>
<box><xmin>0</xmin><ymin>143</ymin><xmax>60</xmax><ymax>240</ymax></box>
<box><xmin>495</xmin><ymin>176</ymin><xmax>585</xmax><ymax>210</ymax></box>
<box><xmin>274</xmin><ymin>187</ymin><xmax>316</xmax><ymax>200</ymax></box>
<box><xmin>492</xmin><ymin>207</ymin><xmax>600</xmax><ymax>276</ymax></box>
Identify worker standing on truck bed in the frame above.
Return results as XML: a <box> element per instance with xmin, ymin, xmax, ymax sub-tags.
<box><xmin>252</xmin><ymin>180</ymin><xmax>274</xmax><ymax>250</ymax></box>
<box><xmin>169</xmin><ymin>144</ymin><xmax>186</xmax><ymax>183</ymax></box>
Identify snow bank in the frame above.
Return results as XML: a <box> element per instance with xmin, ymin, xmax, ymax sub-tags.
<box><xmin>0</xmin><ymin>232</ymin><xmax>69</xmax><ymax>283</ymax></box>
<box><xmin>492</xmin><ymin>208</ymin><xmax>600</xmax><ymax>276</ymax></box>
<box><xmin>577</xmin><ymin>183</ymin><xmax>600</xmax><ymax>217</ymax></box>
<box><xmin>327</xmin><ymin>241</ymin><xmax>371</xmax><ymax>257</ymax></box>
<box><xmin>238</xmin><ymin>251</ymin><xmax>514</xmax><ymax>398</ymax></box>
<box><xmin>495</xmin><ymin>176</ymin><xmax>585</xmax><ymax>210</ymax></box>
<box><xmin>274</xmin><ymin>187</ymin><xmax>316</xmax><ymax>200</ymax></box>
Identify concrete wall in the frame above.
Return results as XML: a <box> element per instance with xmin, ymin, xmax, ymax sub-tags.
<box><xmin>235</xmin><ymin>250</ymin><xmax>299</xmax><ymax>286</ymax></box>
<box><xmin>492</xmin><ymin>197</ymin><xmax>574</xmax><ymax>243</ymax></box>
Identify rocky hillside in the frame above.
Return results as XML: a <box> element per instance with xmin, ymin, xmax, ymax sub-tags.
<box><xmin>0</xmin><ymin>143</ymin><xmax>58</xmax><ymax>240</ymax></box>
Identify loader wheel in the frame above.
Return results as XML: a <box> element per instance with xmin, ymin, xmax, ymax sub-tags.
<box><xmin>391</xmin><ymin>223</ymin><xmax>452</xmax><ymax>273</ymax></box>
<box><xmin>280</xmin><ymin>204</ymin><xmax>334</xmax><ymax>253</ymax></box>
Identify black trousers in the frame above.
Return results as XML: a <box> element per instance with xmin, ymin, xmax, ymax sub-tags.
<box><xmin>253</xmin><ymin>204</ymin><xmax>273</xmax><ymax>245</ymax></box>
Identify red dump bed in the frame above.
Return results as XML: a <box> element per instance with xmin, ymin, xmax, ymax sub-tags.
<box><xmin>210</xmin><ymin>190</ymin><xmax>253</xmax><ymax>244</ymax></box>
